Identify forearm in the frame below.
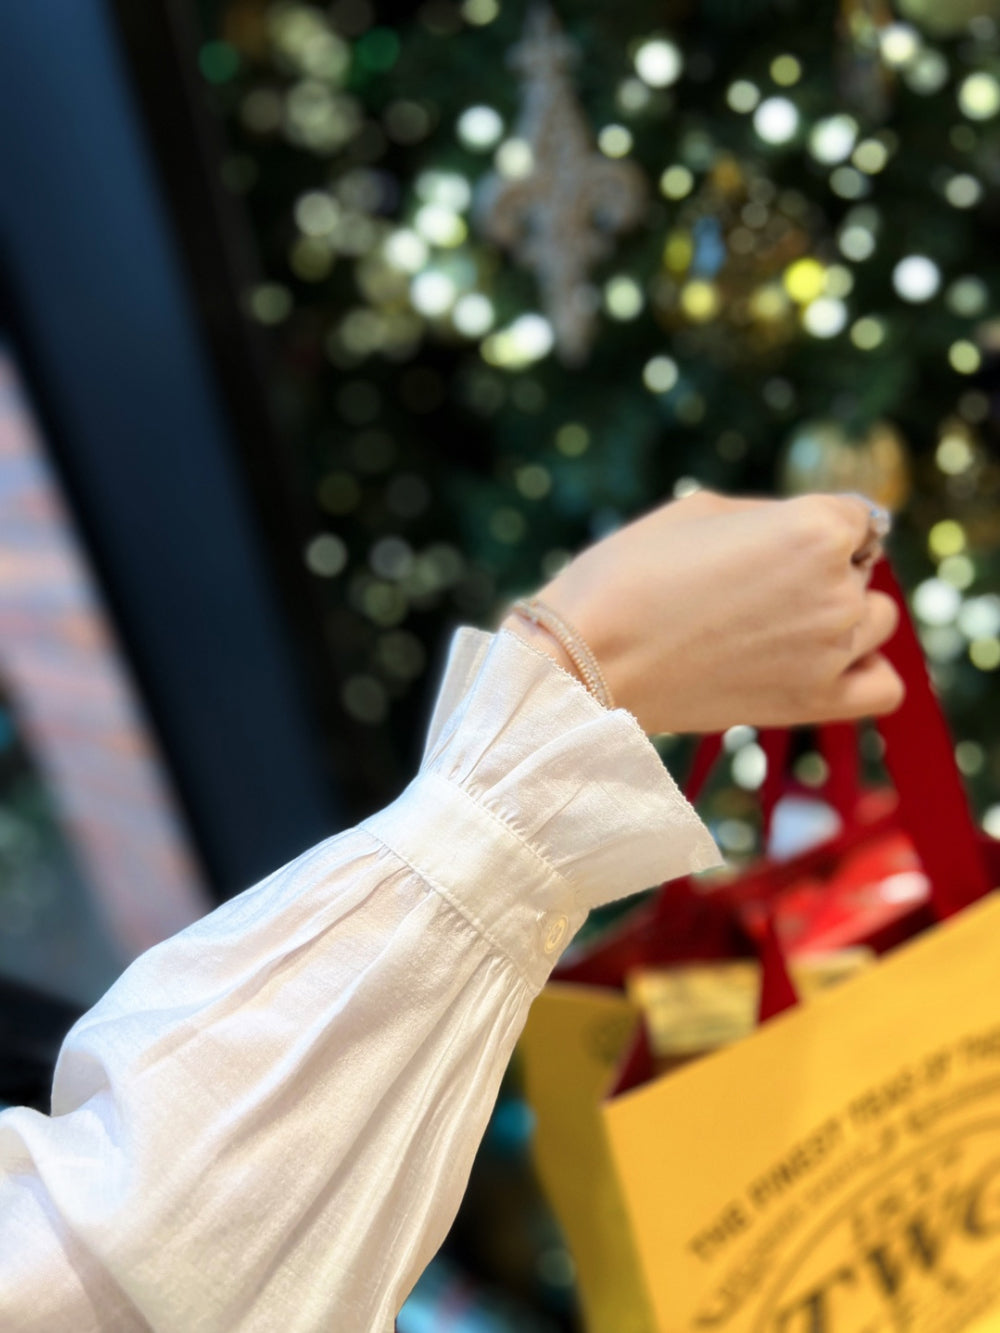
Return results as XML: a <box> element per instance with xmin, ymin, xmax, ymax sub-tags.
<box><xmin>0</xmin><ymin>829</ymin><xmax>526</xmax><ymax>1331</ymax></box>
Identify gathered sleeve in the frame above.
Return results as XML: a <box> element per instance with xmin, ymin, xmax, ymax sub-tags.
<box><xmin>0</xmin><ymin>627</ymin><xmax>720</xmax><ymax>1332</ymax></box>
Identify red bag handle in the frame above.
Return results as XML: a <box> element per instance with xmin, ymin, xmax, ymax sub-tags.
<box><xmin>757</xmin><ymin>913</ymin><xmax>799</xmax><ymax>1021</ymax></box>
<box><xmin>684</xmin><ymin>725</ymin><xmax>848</xmax><ymax>826</ymax></box>
<box><xmin>870</xmin><ymin>561</ymin><xmax>990</xmax><ymax>916</ymax></box>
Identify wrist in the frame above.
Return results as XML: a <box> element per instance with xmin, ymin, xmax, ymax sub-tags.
<box><xmin>502</xmin><ymin>601</ymin><xmax>615</xmax><ymax>709</ymax></box>
<box><xmin>501</xmin><ymin>612</ymin><xmax>583</xmax><ymax>682</ymax></box>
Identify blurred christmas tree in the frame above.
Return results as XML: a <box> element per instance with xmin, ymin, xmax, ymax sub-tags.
<box><xmin>194</xmin><ymin>0</ymin><xmax>1000</xmax><ymax>828</ymax></box>
<box><xmin>190</xmin><ymin>0</ymin><xmax>1000</xmax><ymax>1322</ymax></box>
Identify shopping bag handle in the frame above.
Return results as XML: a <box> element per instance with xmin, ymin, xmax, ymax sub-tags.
<box><xmin>757</xmin><ymin>912</ymin><xmax>799</xmax><ymax>1021</ymax></box>
<box><xmin>871</xmin><ymin>560</ymin><xmax>990</xmax><ymax>917</ymax></box>
<box><xmin>684</xmin><ymin>724</ymin><xmax>849</xmax><ymax>826</ymax></box>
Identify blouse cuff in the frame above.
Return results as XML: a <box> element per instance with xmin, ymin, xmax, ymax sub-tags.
<box><xmin>361</xmin><ymin>627</ymin><xmax>721</xmax><ymax>991</ymax></box>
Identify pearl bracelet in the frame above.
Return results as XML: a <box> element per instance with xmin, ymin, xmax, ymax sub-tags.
<box><xmin>509</xmin><ymin>598</ymin><xmax>615</xmax><ymax>710</ymax></box>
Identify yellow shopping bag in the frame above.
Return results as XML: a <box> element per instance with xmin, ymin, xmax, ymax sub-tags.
<box><xmin>521</xmin><ymin>984</ymin><xmax>657</xmax><ymax>1333</ymax></box>
<box><xmin>604</xmin><ymin>891</ymin><xmax>1000</xmax><ymax>1332</ymax></box>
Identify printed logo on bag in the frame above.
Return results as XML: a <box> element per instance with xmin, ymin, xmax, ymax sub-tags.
<box><xmin>755</xmin><ymin>1121</ymin><xmax>1000</xmax><ymax>1332</ymax></box>
<box><xmin>674</xmin><ymin>1032</ymin><xmax>1000</xmax><ymax>1333</ymax></box>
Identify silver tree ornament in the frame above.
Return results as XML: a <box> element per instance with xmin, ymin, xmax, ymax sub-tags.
<box><xmin>476</xmin><ymin>5</ymin><xmax>648</xmax><ymax>367</ymax></box>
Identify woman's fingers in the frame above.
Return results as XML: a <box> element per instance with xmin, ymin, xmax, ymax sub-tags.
<box><xmin>783</xmin><ymin>493</ymin><xmax>889</xmax><ymax>575</ymax></box>
<box><xmin>850</xmin><ymin>590</ymin><xmax>900</xmax><ymax>663</ymax></box>
<box><xmin>828</xmin><ymin>653</ymin><xmax>906</xmax><ymax>720</ymax></box>
<box><xmin>816</xmin><ymin>592</ymin><xmax>903</xmax><ymax>721</ymax></box>
<box><xmin>834</xmin><ymin>493</ymin><xmax>884</xmax><ymax>553</ymax></box>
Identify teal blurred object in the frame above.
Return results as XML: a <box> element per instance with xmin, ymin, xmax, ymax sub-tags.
<box><xmin>399</xmin><ymin>1257</ymin><xmax>559</xmax><ymax>1333</ymax></box>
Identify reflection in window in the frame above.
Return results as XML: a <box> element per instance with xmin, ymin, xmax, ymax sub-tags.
<box><xmin>0</xmin><ymin>677</ymin><xmax>122</xmax><ymax>1004</ymax></box>
<box><xmin>0</xmin><ymin>348</ymin><xmax>209</xmax><ymax>1005</ymax></box>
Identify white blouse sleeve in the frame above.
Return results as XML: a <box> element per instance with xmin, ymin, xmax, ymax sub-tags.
<box><xmin>0</xmin><ymin>627</ymin><xmax>719</xmax><ymax>1333</ymax></box>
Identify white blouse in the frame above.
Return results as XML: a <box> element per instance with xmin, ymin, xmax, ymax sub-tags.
<box><xmin>0</xmin><ymin>627</ymin><xmax>719</xmax><ymax>1332</ymax></box>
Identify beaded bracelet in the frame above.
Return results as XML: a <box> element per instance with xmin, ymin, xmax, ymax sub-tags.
<box><xmin>510</xmin><ymin>598</ymin><xmax>615</xmax><ymax>710</ymax></box>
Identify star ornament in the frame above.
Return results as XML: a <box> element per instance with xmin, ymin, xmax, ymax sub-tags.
<box><xmin>476</xmin><ymin>5</ymin><xmax>648</xmax><ymax>366</ymax></box>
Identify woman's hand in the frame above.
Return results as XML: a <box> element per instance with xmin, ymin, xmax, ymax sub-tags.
<box><xmin>502</xmin><ymin>490</ymin><xmax>904</xmax><ymax>735</ymax></box>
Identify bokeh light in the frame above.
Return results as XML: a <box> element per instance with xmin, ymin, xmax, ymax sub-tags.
<box><xmin>958</xmin><ymin>72</ymin><xmax>1000</xmax><ymax>120</ymax></box>
<box><xmin>494</xmin><ymin>138</ymin><xmax>534</xmax><ymax>179</ymax></box>
<box><xmin>456</xmin><ymin>105</ymin><xmax>504</xmax><ymax>150</ymax></box>
<box><xmin>660</xmin><ymin>165</ymin><xmax>695</xmax><ymax>199</ymax></box>
<box><xmin>879</xmin><ymin>23</ymin><xmax>921</xmax><ymax>68</ymax></box>
<box><xmin>753</xmin><ymin>97</ymin><xmax>799</xmax><ymax>144</ymax></box>
<box><xmin>802</xmin><ymin>297</ymin><xmax>848</xmax><ymax>338</ymax></box>
<box><xmin>452</xmin><ymin>293</ymin><xmax>495</xmax><ymax>337</ymax></box>
<box><xmin>643</xmin><ymin>355</ymin><xmax>679</xmax><ymax>393</ymax></box>
<box><xmin>634</xmin><ymin>38</ymin><xmax>683</xmax><ymax>88</ymax></box>
<box><xmin>770</xmin><ymin>55</ymin><xmax>802</xmax><ymax>87</ymax></box>
<box><xmin>410</xmin><ymin>270</ymin><xmax>457</xmax><ymax>316</ymax></box>
<box><xmin>727</xmin><ymin>80</ymin><xmax>760</xmax><ymax>113</ymax></box>
<box><xmin>598</xmin><ymin>124</ymin><xmax>634</xmax><ymax>157</ymax></box>
<box><xmin>945</xmin><ymin>174</ymin><xmax>983</xmax><ymax>209</ymax></box>
<box><xmin>808</xmin><ymin>115</ymin><xmax>857</xmax><ymax>164</ymax></box>
<box><xmin>604</xmin><ymin>275</ymin><xmax>644</xmax><ymax>320</ymax></box>
<box><xmin>851</xmin><ymin>316</ymin><xmax>886</xmax><ymax>350</ymax></box>
<box><xmin>949</xmin><ymin>340</ymin><xmax>982</xmax><ymax>374</ymax></box>
<box><xmin>892</xmin><ymin>255</ymin><xmax>941</xmax><ymax>302</ymax></box>
<box><xmin>946</xmin><ymin>276</ymin><xmax>989</xmax><ymax>317</ymax></box>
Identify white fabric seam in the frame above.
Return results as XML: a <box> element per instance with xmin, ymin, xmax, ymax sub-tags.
<box><xmin>358</xmin><ymin>820</ymin><xmax>547</xmax><ymax>993</ymax></box>
<box><xmin>421</xmin><ymin>769</ymin><xmax>579</xmax><ymax>898</ymax></box>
